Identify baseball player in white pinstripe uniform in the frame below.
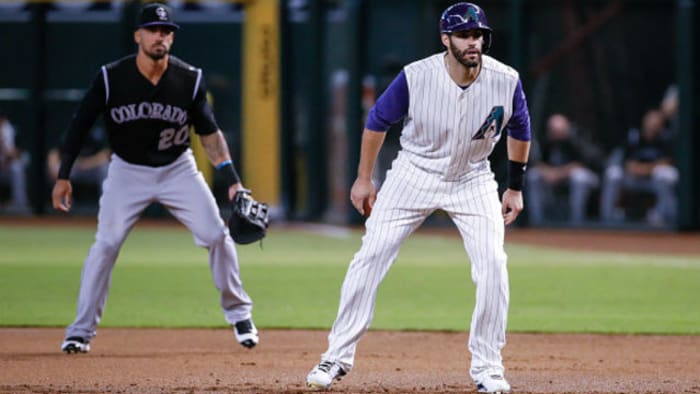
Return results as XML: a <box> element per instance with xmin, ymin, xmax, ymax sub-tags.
<box><xmin>307</xmin><ymin>3</ymin><xmax>531</xmax><ymax>393</ymax></box>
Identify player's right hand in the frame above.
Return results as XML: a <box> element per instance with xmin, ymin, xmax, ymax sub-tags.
<box><xmin>52</xmin><ymin>179</ymin><xmax>73</xmax><ymax>212</ymax></box>
<box><xmin>501</xmin><ymin>188</ymin><xmax>523</xmax><ymax>226</ymax></box>
<box><xmin>350</xmin><ymin>177</ymin><xmax>376</xmax><ymax>217</ymax></box>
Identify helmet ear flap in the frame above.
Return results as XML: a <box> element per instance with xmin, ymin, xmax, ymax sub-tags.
<box><xmin>483</xmin><ymin>30</ymin><xmax>492</xmax><ymax>53</ymax></box>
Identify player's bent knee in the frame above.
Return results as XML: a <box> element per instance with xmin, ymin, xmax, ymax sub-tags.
<box><xmin>193</xmin><ymin>227</ymin><xmax>229</xmax><ymax>248</ymax></box>
<box><xmin>90</xmin><ymin>239</ymin><xmax>121</xmax><ymax>261</ymax></box>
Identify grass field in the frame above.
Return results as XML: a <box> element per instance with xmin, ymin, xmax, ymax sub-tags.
<box><xmin>1</xmin><ymin>223</ymin><xmax>698</xmax><ymax>334</ymax></box>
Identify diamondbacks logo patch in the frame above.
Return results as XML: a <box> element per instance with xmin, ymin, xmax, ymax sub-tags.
<box><xmin>465</xmin><ymin>5</ymin><xmax>480</xmax><ymax>23</ymax></box>
<box><xmin>449</xmin><ymin>5</ymin><xmax>480</xmax><ymax>25</ymax></box>
<box><xmin>473</xmin><ymin>106</ymin><xmax>504</xmax><ymax>140</ymax></box>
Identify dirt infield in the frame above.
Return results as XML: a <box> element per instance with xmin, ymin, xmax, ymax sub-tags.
<box><xmin>2</xmin><ymin>218</ymin><xmax>699</xmax><ymax>393</ymax></box>
<box><xmin>504</xmin><ymin>227</ymin><xmax>700</xmax><ymax>256</ymax></box>
<box><xmin>1</xmin><ymin>328</ymin><xmax>699</xmax><ymax>394</ymax></box>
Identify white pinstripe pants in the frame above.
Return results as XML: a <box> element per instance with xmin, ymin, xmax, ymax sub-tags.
<box><xmin>322</xmin><ymin>160</ymin><xmax>509</xmax><ymax>380</ymax></box>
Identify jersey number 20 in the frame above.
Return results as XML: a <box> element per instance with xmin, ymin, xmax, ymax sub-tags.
<box><xmin>158</xmin><ymin>125</ymin><xmax>189</xmax><ymax>150</ymax></box>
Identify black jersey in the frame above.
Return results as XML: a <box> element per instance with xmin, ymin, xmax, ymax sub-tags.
<box><xmin>58</xmin><ymin>55</ymin><xmax>218</xmax><ymax>178</ymax></box>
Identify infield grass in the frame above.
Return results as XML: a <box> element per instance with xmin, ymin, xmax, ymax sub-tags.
<box><xmin>1</xmin><ymin>223</ymin><xmax>698</xmax><ymax>334</ymax></box>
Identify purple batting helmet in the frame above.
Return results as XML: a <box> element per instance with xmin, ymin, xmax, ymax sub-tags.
<box><xmin>440</xmin><ymin>2</ymin><xmax>492</xmax><ymax>53</ymax></box>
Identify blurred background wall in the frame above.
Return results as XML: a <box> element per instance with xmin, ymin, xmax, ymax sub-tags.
<box><xmin>0</xmin><ymin>0</ymin><xmax>697</xmax><ymax>230</ymax></box>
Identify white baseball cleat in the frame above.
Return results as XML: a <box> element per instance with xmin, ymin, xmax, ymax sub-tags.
<box><xmin>306</xmin><ymin>360</ymin><xmax>346</xmax><ymax>390</ymax></box>
<box><xmin>61</xmin><ymin>337</ymin><xmax>90</xmax><ymax>354</ymax></box>
<box><xmin>475</xmin><ymin>373</ymin><xmax>511</xmax><ymax>393</ymax></box>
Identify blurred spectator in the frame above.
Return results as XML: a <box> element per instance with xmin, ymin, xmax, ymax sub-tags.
<box><xmin>600</xmin><ymin>109</ymin><xmax>678</xmax><ymax>226</ymax></box>
<box><xmin>0</xmin><ymin>111</ymin><xmax>30</xmax><ymax>213</ymax></box>
<box><xmin>526</xmin><ymin>114</ymin><xmax>602</xmax><ymax>226</ymax></box>
<box><xmin>48</xmin><ymin>125</ymin><xmax>110</xmax><ymax>196</ymax></box>
<box><xmin>660</xmin><ymin>84</ymin><xmax>679</xmax><ymax>135</ymax></box>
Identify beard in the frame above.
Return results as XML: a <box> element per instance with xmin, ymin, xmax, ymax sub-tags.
<box><xmin>449</xmin><ymin>39</ymin><xmax>481</xmax><ymax>68</ymax></box>
<box><xmin>144</xmin><ymin>44</ymin><xmax>168</xmax><ymax>61</ymax></box>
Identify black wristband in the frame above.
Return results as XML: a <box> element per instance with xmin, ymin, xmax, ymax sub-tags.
<box><xmin>217</xmin><ymin>161</ymin><xmax>241</xmax><ymax>186</ymax></box>
<box><xmin>507</xmin><ymin>160</ymin><xmax>527</xmax><ymax>191</ymax></box>
<box><xmin>57</xmin><ymin>156</ymin><xmax>75</xmax><ymax>180</ymax></box>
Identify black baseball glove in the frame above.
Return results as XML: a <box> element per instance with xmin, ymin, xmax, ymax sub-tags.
<box><xmin>228</xmin><ymin>189</ymin><xmax>269</xmax><ymax>245</ymax></box>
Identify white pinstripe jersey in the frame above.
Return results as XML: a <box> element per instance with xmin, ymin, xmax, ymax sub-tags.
<box><xmin>398</xmin><ymin>53</ymin><xmax>519</xmax><ymax>180</ymax></box>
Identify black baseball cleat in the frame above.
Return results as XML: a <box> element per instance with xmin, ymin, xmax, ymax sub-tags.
<box><xmin>233</xmin><ymin>318</ymin><xmax>259</xmax><ymax>349</ymax></box>
<box><xmin>61</xmin><ymin>336</ymin><xmax>90</xmax><ymax>354</ymax></box>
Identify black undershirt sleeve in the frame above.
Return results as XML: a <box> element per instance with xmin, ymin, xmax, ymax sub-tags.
<box><xmin>58</xmin><ymin>72</ymin><xmax>106</xmax><ymax>179</ymax></box>
<box><xmin>190</xmin><ymin>75</ymin><xmax>219</xmax><ymax>135</ymax></box>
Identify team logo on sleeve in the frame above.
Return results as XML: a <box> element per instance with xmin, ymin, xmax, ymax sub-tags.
<box><xmin>473</xmin><ymin>106</ymin><xmax>504</xmax><ymax>140</ymax></box>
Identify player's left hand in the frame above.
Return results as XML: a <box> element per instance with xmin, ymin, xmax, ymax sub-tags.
<box><xmin>228</xmin><ymin>188</ymin><xmax>269</xmax><ymax>245</ymax></box>
<box><xmin>501</xmin><ymin>188</ymin><xmax>523</xmax><ymax>226</ymax></box>
<box><xmin>228</xmin><ymin>182</ymin><xmax>244</xmax><ymax>201</ymax></box>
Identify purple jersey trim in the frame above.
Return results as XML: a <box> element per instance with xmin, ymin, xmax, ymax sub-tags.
<box><xmin>365</xmin><ymin>70</ymin><xmax>409</xmax><ymax>132</ymax></box>
<box><xmin>505</xmin><ymin>79</ymin><xmax>531</xmax><ymax>141</ymax></box>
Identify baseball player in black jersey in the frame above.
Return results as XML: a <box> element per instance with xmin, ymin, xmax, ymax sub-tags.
<box><xmin>54</xmin><ymin>3</ymin><xmax>259</xmax><ymax>353</ymax></box>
